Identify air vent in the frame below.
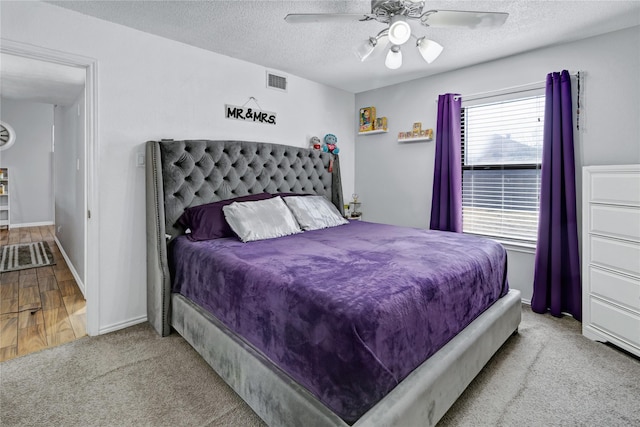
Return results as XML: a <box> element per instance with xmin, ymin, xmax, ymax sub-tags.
<box><xmin>266</xmin><ymin>71</ymin><xmax>287</xmax><ymax>92</ymax></box>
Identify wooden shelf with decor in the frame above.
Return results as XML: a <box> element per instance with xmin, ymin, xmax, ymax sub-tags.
<box><xmin>397</xmin><ymin>122</ymin><xmax>433</xmax><ymax>142</ymax></box>
<box><xmin>0</xmin><ymin>167</ymin><xmax>10</xmax><ymax>230</ymax></box>
<box><xmin>358</xmin><ymin>106</ymin><xmax>388</xmax><ymax>136</ymax></box>
<box><xmin>358</xmin><ymin>129</ymin><xmax>388</xmax><ymax>135</ymax></box>
<box><xmin>398</xmin><ymin>136</ymin><xmax>433</xmax><ymax>142</ymax></box>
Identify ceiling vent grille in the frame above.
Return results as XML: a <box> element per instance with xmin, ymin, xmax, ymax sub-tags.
<box><xmin>266</xmin><ymin>71</ymin><xmax>287</xmax><ymax>92</ymax></box>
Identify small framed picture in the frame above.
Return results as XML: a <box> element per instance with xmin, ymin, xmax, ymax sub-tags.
<box><xmin>359</xmin><ymin>106</ymin><xmax>376</xmax><ymax>132</ymax></box>
<box><xmin>412</xmin><ymin>122</ymin><xmax>422</xmax><ymax>137</ymax></box>
<box><xmin>426</xmin><ymin>128</ymin><xmax>434</xmax><ymax>139</ymax></box>
<box><xmin>375</xmin><ymin>117</ymin><xmax>388</xmax><ymax>131</ymax></box>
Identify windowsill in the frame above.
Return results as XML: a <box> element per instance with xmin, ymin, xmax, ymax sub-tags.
<box><xmin>463</xmin><ymin>232</ymin><xmax>537</xmax><ymax>254</ymax></box>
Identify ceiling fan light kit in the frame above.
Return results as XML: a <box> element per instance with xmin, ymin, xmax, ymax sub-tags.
<box><xmin>385</xmin><ymin>45</ymin><xmax>403</xmax><ymax>69</ymax></box>
<box><xmin>286</xmin><ymin>0</ymin><xmax>508</xmax><ymax>71</ymax></box>
<box><xmin>356</xmin><ymin>36</ymin><xmax>378</xmax><ymax>62</ymax></box>
<box><xmin>388</xmin><ymin>15</ymin><xmax>411</xmax><ymax>45</ymax></box>
<box><xmin>417</xmin><ymin>37</ymin><xmax>444</xmax><ymax>64</ymax></box>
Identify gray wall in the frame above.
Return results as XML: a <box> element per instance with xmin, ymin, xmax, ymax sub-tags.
<box><xmin>0</xmin><ymin>98</ymin><xmax>55</xmax><ymax>226</ymax></box>
<box><xmin>354</xmin><ymin>26</ymin><xmax>640</xmax><ymax>302</ymax></box>
<box><xmin>54</xmin><ymin>95</ymin><xmax>86</xmax><ymax>289</ymax></box>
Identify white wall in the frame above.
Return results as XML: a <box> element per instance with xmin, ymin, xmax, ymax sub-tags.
<box><xmin>1</xmin><ymin>1</ymin><xmax>355</xmax><ymax>333</ymax></box>
<box><xmin>54</xmin><ymin>93</ymin><xmax>86</xmax><ymax>291</ymax></box>
<box><xmin>354</xmin><ymin>26</ymin><xmax>640</xmax><ymax>302</ymax></box>
<box><xmin>0</xmin><ymin>98</ymin><xmax>55</xmax><ymax>226</ymax></box>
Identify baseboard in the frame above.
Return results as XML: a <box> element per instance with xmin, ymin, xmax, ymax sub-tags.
<box><xmin>11</xmin><ymin>221</ymin><xmax>55</xmax><ymax>228</ymax></box>
<box><xmin>99</xmin><ymin>315</ymin><xmax>147</xmax><ymax>335</ymax></box>
<box><xmin>53</xmin><ymin>236</ymin><xmax>86</xmax><ymax>297</ymax></box>
<box><xmin>519</xmin><ymin>299</ymin><xmax>577</xmax><ymax>319</ymax></box>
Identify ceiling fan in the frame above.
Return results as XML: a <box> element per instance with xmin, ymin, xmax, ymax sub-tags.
<box><xmin>285</xmin><ymin>0</ymin><xmax>508</xmax><ymax>70</ymax></box>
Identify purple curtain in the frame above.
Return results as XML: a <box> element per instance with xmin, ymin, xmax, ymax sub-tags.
<box><xmin>430</xmin><ymin>93</ymin><xmax>462</xmax><ymax>232</ymax></box>
<box><xmin>531</xmin><ymin>70</ymin><xmax>581</xmax><ymax>320</ymax></box>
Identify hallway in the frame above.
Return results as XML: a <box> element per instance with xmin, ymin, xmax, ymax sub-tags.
<box><xmin>0</xmin><ymin>225</ymin><xmax>86</xmax><ymax>361</ymax></box>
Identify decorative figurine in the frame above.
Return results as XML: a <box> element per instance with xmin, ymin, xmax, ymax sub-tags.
<box><xmin>322</xmin><ymin>134</ymin><xmax>340</xmax><ymax>154</ymax></box>
<box><xmin>310</xmin><ymin>136</ymin><xmax>322</xmax><ymax>150</ymax></box>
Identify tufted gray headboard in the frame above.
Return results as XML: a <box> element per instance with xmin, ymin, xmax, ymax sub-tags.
<box><xmin>146</xmin><ymin>139</ymin><xmax>344</xmax><ymax>336</ymax></box>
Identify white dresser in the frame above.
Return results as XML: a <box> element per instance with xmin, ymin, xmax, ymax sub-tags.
<box><xmin>582</xmin><ymin>165</ymin><xmax>640</xmax><ymax>357</ymax></box>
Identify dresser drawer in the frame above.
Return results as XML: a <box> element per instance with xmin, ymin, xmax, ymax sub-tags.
<box><xmin>590</xmin><ymin>298</ymin><xmax>640</xmax><ymax>347</ymax></box>
<box><xmin>590</xmin><ymin>205</ymin><xmax>640</xmax><ymax>242</ymax></box>
<box><xmin>590</xmin><ymin>267</ymin><xmax>640</xmax><ymax>311</ymax></box>
<box><xmin>590</xmin><ymin>235</ymin><xmax>640</xmax><ymax>277</ymax></box>
<box><xmin>589</xmin><ymin>170</ymin><xmax>640</xmax><ymax>206</ymax></box>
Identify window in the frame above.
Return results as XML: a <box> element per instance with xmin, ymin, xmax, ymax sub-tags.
<box><xmin>461</xmin><ymin>95</ymin><xmax>545</xmax><ymax>243</ymax></box>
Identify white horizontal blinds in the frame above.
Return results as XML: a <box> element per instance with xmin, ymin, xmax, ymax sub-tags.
<box><xmin>461</xmin><ymin>95</ymin><xmax>545</xmax><ymax>242</ymax></box>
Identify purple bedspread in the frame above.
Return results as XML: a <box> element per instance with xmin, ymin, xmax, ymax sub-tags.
<box><xmin>170</xmin><ymin>221</ymin><xmax>508</xmax><ymax>423</ymax></box>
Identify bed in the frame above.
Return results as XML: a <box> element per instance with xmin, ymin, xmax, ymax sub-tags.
<box><xmin>146</xmin><ymin>139</ymin><xmax>521</xmax><ymax>426</ymax></box>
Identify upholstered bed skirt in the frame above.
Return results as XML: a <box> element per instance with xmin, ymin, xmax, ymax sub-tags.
<box><xmin>171</xmin><ymin>289</ymin><xmax>521</xmax><ymax>426</ymax></box>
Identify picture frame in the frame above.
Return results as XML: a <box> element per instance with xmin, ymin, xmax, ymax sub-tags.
<box><xmin>412</xmin><ymin>122</ymin><xmax>422</xmax><ymax>137</ymax></box>
<box><xmin>359</xmin><ymin>107</ymin><xmax>376</xmax><ymax>132</ymax></box>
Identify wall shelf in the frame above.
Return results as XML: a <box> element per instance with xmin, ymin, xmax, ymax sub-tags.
<box><xmin>358</xmin><ymin>130</ymin><xmax>388</xmax><ymax>135</ymax></box>
<box><xmin>398</xmin><ymin>137</ymin><xmax>433</xmax><ymax>142</ymax></box>
<box><xmin>0</xmin><ymin>167</ymin><xmax>9</xmax><ymax>230</ymax></box>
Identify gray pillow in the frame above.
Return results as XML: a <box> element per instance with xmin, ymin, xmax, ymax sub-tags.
<box><xmin>283</xmin><ymin>195</ymin><xmax>348</xmax><ymax>231</ymax></box>
<box><xmin>223</xmin><ymin>196</ymin><xmax>302</xmax><ymax>242</ymax></box>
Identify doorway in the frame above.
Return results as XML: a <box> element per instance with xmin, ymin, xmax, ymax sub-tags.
<box><xmin>0</xmin><ymin>39</ymin><xmax>99</xmax><ymax>337</ymax></box>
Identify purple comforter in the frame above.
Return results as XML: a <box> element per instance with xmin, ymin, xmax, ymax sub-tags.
<box><xmin>170</xmin><ymin>221</ymin><xmax>508</xmax><ymax>423</ymax></box>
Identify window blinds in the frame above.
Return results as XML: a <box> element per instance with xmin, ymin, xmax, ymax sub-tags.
<box><xmin>461</xmin><ymin>95</ymin><xmax>545</xmax><ymax>243</ymax></box>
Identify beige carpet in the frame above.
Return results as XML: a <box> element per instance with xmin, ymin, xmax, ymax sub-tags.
<box><xmin>440</xmin><ymin>305</ymin><xmax>640</xmax><ymax>426</ymax></box>
<box><xmin>0</xmin><ymin>323</ymin><xmax>264</xmax><ymax>426</ymax></box>
<box><xmin>1</xmin><ymin>305</ymin><xmax>638</xmax><ymax>426</ymax></box>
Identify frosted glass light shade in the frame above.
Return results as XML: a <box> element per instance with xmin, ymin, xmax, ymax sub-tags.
<box><xmin>417</xmin><ymin>37</ymin><xmax>444</xmax><ymax>64</ymax></box>
<box><xmin>355</xmin><ymin>37</ymin><xmax>377</xmax><ymax>61</ymax></box>
<box><xmin>388</xmin><ymin>17</ymin><xmax>411</xmax><ymax>45</ymax></box>
<box><xmin>385</xmin><ymin>46</ymin><xmax>402</xmax><ymax>69</ymax></box>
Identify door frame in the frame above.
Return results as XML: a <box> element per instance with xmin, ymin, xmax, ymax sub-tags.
<box><xmin>1</xmin><ymin>39</ymin><xmax>100</xmax><ymax>336</ymax></box>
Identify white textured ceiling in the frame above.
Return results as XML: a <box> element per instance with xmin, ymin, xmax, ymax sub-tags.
<box><xmin>28</xmin><ymin>1</ymin><xmax>640</xmax><ymax>94</ymax></box>
<box><xmin>1</xmin><ymin>53</ymin><xmax>85</xmax><ymax>106</ymax></box>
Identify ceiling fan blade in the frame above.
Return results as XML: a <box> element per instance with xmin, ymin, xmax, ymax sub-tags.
<box><xmin>422</xmin><ymin>10</ymin><xmax>509</xmax><ymax>29</ymax></box>
<box><xmin>285</xmin><ymin>13</ymin><xmax>372</xmax><ymax>24</ymax></box>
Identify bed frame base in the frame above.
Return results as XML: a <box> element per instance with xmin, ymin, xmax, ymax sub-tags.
<box><xmin>171</xmin><ymin>289</ymin><xmax>522</xmax><ymax>427</ymax></box>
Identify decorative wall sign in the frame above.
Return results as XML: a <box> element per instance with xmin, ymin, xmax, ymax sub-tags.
<box><xmin>225</xmin><ymin>98</ymin><xmax>276</xmax><ymax>125</ymax></box>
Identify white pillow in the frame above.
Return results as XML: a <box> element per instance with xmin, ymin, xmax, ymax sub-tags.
<box><xmin>223</xmin><ymin>196</ymin><xmax>302</xmax><ymax>242</ymax></box>
<box><xmin>283</xmin><ymin>195</ymin><xmax>348</xmax><ymax>231</ymax></box>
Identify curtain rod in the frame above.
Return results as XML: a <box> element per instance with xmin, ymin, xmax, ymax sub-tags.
<box><xmin>436</xmin><ymin>71</ymin><xmax>581</xmax><ymax>103</ymax></box>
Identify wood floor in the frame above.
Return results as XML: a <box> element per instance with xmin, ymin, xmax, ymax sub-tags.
<box><xmin>0</xmin><ymin>225</ymin><xmax>86</xmax><ymax>362</ymax></box>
